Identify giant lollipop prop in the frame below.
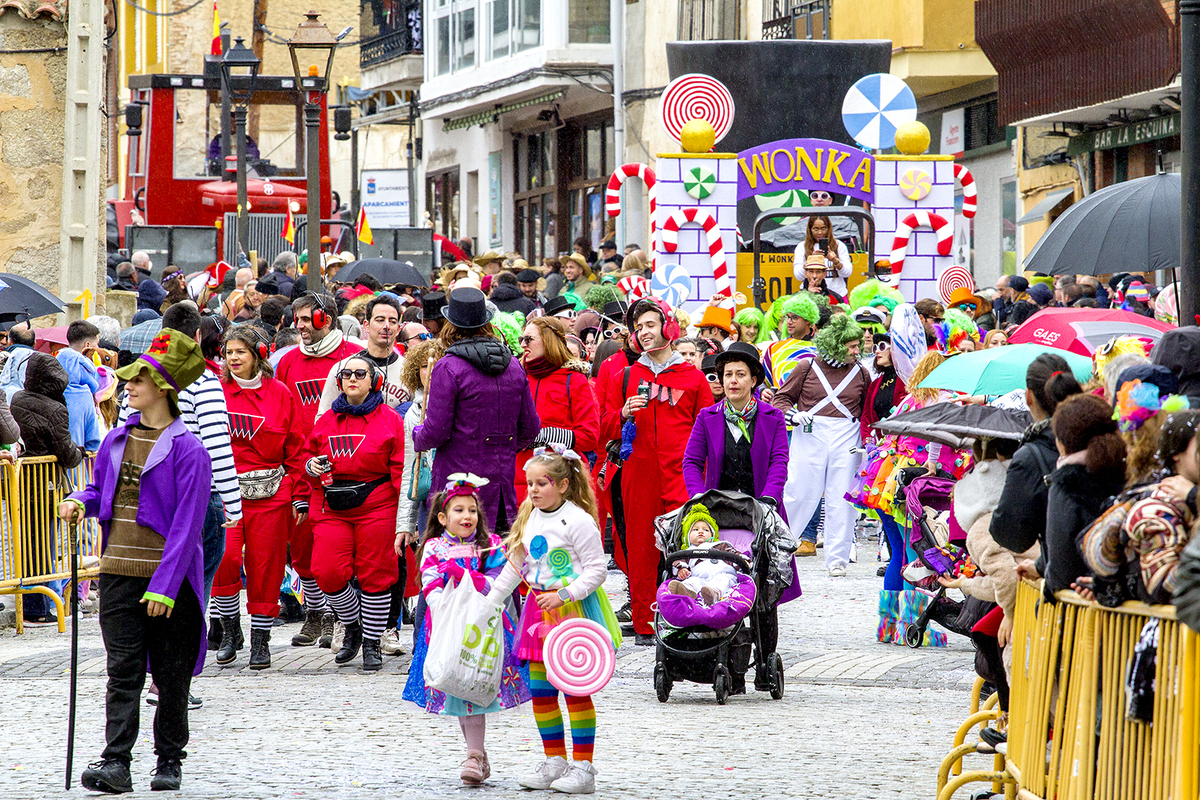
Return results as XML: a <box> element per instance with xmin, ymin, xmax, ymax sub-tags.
<box><xmin>543</xmin><ymin>617</ymin><xmax>616</xmax><ymax>696</ymax></box>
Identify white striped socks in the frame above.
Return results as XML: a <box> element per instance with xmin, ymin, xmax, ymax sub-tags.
<box><xmin>213</xmin><ymin>594</ymin><xmax>240</xmax><ymax>617</ymax></box>
<box><xmin>250</xmin><ymin>614</ymin><xmax>274</xmax><ymax>632</ymax></box>
<box><xmin>326</xmin><ymin>584</ymin><xmax>360</xmax><ymax>625</ymax></box>
<box><xmin>300</xmin><ymin>578</ymin><xmax>327</xmax><ymax>612</ymax></box>
<box><xmin>360</xmin><ymin>591</ymin><xmax>390</xmax><ymax>641</ymax></box>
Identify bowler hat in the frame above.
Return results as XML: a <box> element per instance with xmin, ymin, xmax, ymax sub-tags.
<box><xmin>444</xmin><ymin>287</ymin><xmax>494</xmax><ymax>329</ymax></box>
<box><xmin>542</xmin><ymin>295</ymin><xmax>577</xmax><ymax>318</ymax></box>
<box><xmin>517</xmin><ymin>269</ymin><xmax>540</xmax><ymax>283</ymax></box>
<box><xmin>421</xmin><ymin>291</ymin><xmax>447</xmax><ymax>322</ymax></box>
<box><xmin>601</xmin><ymin>300</ymin><xmax>629</xmax><ymax>321</ymax></box>
<box><xmin>714</xmin><ymin>341</ymin><xmax>766</xmax><ymax>387</ymax></box>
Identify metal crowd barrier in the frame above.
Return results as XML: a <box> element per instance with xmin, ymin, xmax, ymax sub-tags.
<box><xmin>939</xmin><ymin>579</ymin><xmax>1200</xmax><ymax>800</ymax></box>
<box><xmin>0</xmin><ymin>454</ymin><xmax>99</xmax><ymax>634</ymax></box>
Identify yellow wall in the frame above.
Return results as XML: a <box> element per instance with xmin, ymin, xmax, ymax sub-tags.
<box><xmin>831</xmin><ymin>0</ymin><xmax>923</xmax><ymax>47</ymax></box>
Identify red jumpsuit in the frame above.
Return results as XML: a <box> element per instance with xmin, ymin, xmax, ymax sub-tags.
<box><xmin>514</xmin><ymin>366</ymin><xmax>600</xmax><ymax>502</ymax></box>
<box><xmin>306</xmin><ymin>402</ymin><xmax>406</xmax><ymax>594</ymax></box>
<box><xmin>213</xmin><ymin>377</ymin><xmax>307</xmax><ymax>617</ymax></box>
<box><xmin>601</xmin><ymin>357</ymin><xmax>712</xmax><ymax>634</ymax></box>
<box><xmin>275</xmin><ymin>338</ymin><xmax>362</xmax><ymax>581</ymax></box>
<box><xmin>592</xmin><ymin>349</ymin><xmax>637</xmax><ymax>571</ymax></box>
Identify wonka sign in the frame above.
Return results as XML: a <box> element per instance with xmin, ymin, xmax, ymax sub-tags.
<box><xmin>736</xmin><ymin>138</ymin><xmax>874</xmax><ymax>203</ymax></box>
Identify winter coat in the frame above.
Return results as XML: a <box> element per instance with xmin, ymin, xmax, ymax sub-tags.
<box><xmin>1151</xmin><ymin>326</ymin><xmax>1200</xmax><ymax>403</ymax></box>
<box><xmin>137</xmin><ymin>279</ymin><xmax>167</xmax><ymax>312</ymax></box>
<box><xmin>0</xmin><ymin>345</ymin><xmax>35</xmax><ymax>403</ymax></box>
<box><xmin>490</xmin><ymin>283</ymin><xmax>538</xmax><ymax>316</ymax></box>
<box><xmin>11</xmin><ymin>353</ymin><xmax>82</xmax><ymax>469</ymax></box>
<box><xmin>413</xmin><ymin>336</ymin><xmax>540</xmax><ymax>530</ymax></box>
<box><xmin>57</xmin><ymin>347</ymin><xmax>101</xmax><ymax>452</ymax></box>
<box><xmin>990</xmin><ymin>419</ymin><xmax>1057</xmax><ymax>553</ymax></box>
<box><xmin>1174</xmin><ymin>531</ymin><xmax>1200</xmax><ymax>632</ymax></box>
<box><xmin>954</xmin><ymin>461</ymin><xmax>1039</xmax><ymax>617</ymax></box>
<box><xmin>1123</xmin><ymin>483</ymin><xmax>1195</xmax><ymax>605</ymax></box>
<box><xmin>1040</xmin><ymin>462</ymin><xmax>1125</xmax><ymax>599</ymax></box>
<box><xmin>515</xmin><ymin>364</ymin><xmax>599</xmax><ymax>501</ymax></box>
<box><xmin>682</xmin><ymin>400</ymin><xmax>790</xmax><ymax>515</ymax></box>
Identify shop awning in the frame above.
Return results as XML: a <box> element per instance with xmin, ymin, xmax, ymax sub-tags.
<box><xmin>1017</xmin><ymin>187</ymin><xmax>1075</xmax><ymax>225</ymax></box>
<box><xmin>441</xmin><ymin>90</ymin><xmax>564</xmax><ymax>132</ymax></box>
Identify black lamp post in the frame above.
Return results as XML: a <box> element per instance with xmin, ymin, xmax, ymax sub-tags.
<box><xmin>288</xmin><ymin>11</ymin><xmax>339</xmax><ymax>280</ymax></box>
<box><xmin>220</xmin><ymin>36</ymin><xmax>261</xmax><ymax>258</ymax></box>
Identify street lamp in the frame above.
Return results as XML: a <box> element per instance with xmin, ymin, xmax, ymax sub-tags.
<box><xmin>220</xmin><ymin>36</ymin><xmax>261</xmax><ymax>258</ymax></box>
<box><xmin>288</xmin><ymin>11</ymin><xmax>339</xmax><ymax>279</ymax></box>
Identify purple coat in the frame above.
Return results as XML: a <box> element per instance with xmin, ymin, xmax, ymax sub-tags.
<box><xmin>413</xmin><ymin>337</ymin><xmax>540</xmax><ymax>529</ymax></box>
<box><xmin>682</xmin><ymin>401</ymin><xmax>790</xmax><ymax>520</ymax></box>
<box><xmin>69</xmin><ymin>415</ymin><xmax>212</xmax><ymax>675</ymax></box>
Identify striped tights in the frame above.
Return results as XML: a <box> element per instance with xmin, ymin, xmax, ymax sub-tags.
<box><xmin>528</xmin><ymin>660</ymin><xmax>595</xmax><ymax>762</ymax></box>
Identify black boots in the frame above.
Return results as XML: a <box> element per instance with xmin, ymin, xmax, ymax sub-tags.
<box><xmin>215</xmin><ymin>615</ymin><xmax>241</xmax><ymax>666</ymax></box>
<box><xmin>248</xmin><ymin>628</ymin><xmax>271</xmax><ymax>670</ymax></box>
<box><xmin>81</xmin><ymin>759</ymin><xmax>133</xmax><ymax>794</ymax></box>
<box><xmin>318</xmin><ymin>610</ymin><xmax>335</xmax><ymax>648</ymax></box>
<box><xmin>335</xmin><ymin>621</ymin><xmax>363</xmax><ymax>664</ymax></box>
<box><xmin>362</xmin><ymin>638</ymin><xmax>382</xmax><ymax>671</ymax></box>
<box><xmin>291</xmin><ymin>609</ymin><xmax>324</xmax><ymax>646</ymax></box>
<box><xmin>206</xmin><ymin>617</ymin><xmax>222</xmax><ymax>651</ymax></box>
<box><xmin>149</xmin><ymin>757</ymin><xmax>182</xmax><ymax>791</ymax></box>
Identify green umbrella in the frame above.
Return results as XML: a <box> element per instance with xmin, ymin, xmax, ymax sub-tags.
<box><xmin>916</xmin><ymin>343</ymin><xmax>1093</xmax><ymax>396</ymax></box>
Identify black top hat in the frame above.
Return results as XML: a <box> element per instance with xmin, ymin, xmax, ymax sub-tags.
<box><xmin>715</xmin><ymin>342</ymin><xmax>766</xmax><ymax>387</ymax></box>
<box><xmin>601</xmin><ymin>300</ymin><xmax>629</xmax><ymax>321</ymax></box>
<box><xmin>444</xmin><ymin>287</ymin><xmax>494</xmax><ymax>329</ymax></box>
<box><xmin>542</xmin><ymin>295</ymin><xmax>576</xmax><ymax>318</ymax></box>
<box><xmin>421</xmin><ymin>291</ymin><xmax>447</xmax><ymax>322</ymax></box>
<box><xmin>516</xmin><ymin>269</ymin><xmax>540</xmax><ymax>283</ymax></box>
<box><xmin>700</xmin><ymin>353</ymin><xmax>719</xmax><ymax>374</ymax></box>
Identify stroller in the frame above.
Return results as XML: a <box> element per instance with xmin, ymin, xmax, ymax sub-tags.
<box><xmin>651</xmin><ymin>490</ymin><xmax>798</xmax><ymax>704</ymax></box>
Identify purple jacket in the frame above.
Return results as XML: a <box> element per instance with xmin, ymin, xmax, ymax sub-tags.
<box><xmin>69</xmin><ymin>415</ymin><xmax>212</xmax><ymax>675</ymax></box>
<box><xmin>413</xmin><ymin>336</ymin><xmax>540</xmax><ymax>530</ymax></box>
<box><xmin>682</xmin><ymin>401</ymin><xmax>790</xmax><ymax>520</ymax></box>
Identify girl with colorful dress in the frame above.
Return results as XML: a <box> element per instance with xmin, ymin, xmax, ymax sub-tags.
<box><xmin>487</xmin><ymin>445</ymin><xmax>623</xmax><ymax>795</ymax></box>
<box><xmin>402</xmin><ymin>475</ymin><xmax>530</xmax><ymax>785</ymax></box>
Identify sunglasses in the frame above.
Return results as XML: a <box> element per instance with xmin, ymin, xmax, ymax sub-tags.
<box><xmin>810</xmin><ymin>192</ymin><xmax>831</xmax><ymax>201</ymax></box>
<box><xmin>955</xmin><ymin>302</ymin><xmax>978</xmax><ymax>313</ymax></box>
<box><xmin>401</xmin><ymin>332</ymin><xmax>432</xmax><ymax>343</ymax></box>
<box><xmin>338</xmin><ymin>369</ymin><xmax>370</xmax><ymax>380</ymax></box>
<box><xmin>921</xmin><ymin>314</ymin><xmax>945</xmax><ymax>323</ymax></box>
<box><xmin>704</xmin><ymin>373</ymin><xmax>719</xmax><ymax>384</ymax></box>
<box><xmin>874</xmin><ymin>341</ymin><xmax>891</xmax><ymax>353</ymax></box>
<box><xmin>518</xmin><ymin>335</ymin><xmax>537</xmax><ymax>346</ymax></box>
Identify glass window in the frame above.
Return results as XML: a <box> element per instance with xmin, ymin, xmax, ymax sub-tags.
<box><xmin>516</xmin><ymin>0</ymin><xmax>540</xmax><ymax>52</ymax></box>
<box><xmin>436</xmin><ymin>14</ymin><xmax>450</xmax><ymax>75</ymax></box>
<box><xmin>515</xmin><ymin>137</ymin><xmax>527</xmax><ymax>194</ymax></box>
<box><xmin>454</xmin><ymin>7</ymin><xmax>476</xmax><ymax>71</ymax></box>
<box><xmin>585</xmin><ymin>126</ymin><xmax>602</xmax><ymax>179</ymax></box>
<box><xmin>1001</xmin><ymin>178</ymin><xmax>1017</xmax><ymax>276</ymax></box>
<box><xmin>604</xmin><ymin>121</ymin><xmax>615</xmax><ymax>175</ymax></box>
<box><xmin>569</xmin><ymin>0</ymin><xmax>609</xmax><ymax>43</ymax></box>
<box><xmin>541</xmin><ymin>132</ymin><xmax>556</xmax><ymax>188</ymax></box>
<box><xmin>527</xmin><ymin>133</ymin><xmax>542</xmax><ymax>190</ymax></box>
<box><xmin>543</xmin><ymin>194</ymin><xmax>556</xmax><ymax>258</ymax></box>
<box><xmin>490</xmin><ymin>0</ymin><xmax>510</xmax><ymax>59</ymax></box>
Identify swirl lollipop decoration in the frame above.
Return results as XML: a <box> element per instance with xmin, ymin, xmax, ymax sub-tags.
<box><xmin>547</xmin><ymin>547</ymin><xmax>574</xmax><ymax>579</ymax></box>
<box><xmin>660</xmin><ymin>74</ymin><xmax>735</xmax><ymax>146</ymax></box>
<box><xmin>841</xmin><ymin>73</ymin><xmax>917</xmax><ymax>151</ymax></box>
<box><xmin>652</xmin><ymin>263</ymin><xmax>692</xmax><ymax>309</ymax></box>
<box><xmin>937</xmin><ymin>265</ymin><xmax>976</xmax><ymax>306</ymax></box>
<box><xmin>543</xmin><ymin>618</ymin><xmax>616</xmax><ymax>696</ymax></box>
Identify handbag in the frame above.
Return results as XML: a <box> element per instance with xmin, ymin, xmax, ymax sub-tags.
<box><xmin>407</xmin><ymin>449</ymin><xmax>434</xmax><ymax>503</ymax></box>
<box><xmin>324</xmin><ymin>476</ymin><xmax>389</xmax><ymax>511</ymax></box>
<box><xmin>423</xmin><ymin>576</ymin><xmax>505</xmax><ymax>706</ymax></box>
<box><xmin>238</xmin><ymin>466</ymin><xmax>285</xmax><ymax>501</ymax></box>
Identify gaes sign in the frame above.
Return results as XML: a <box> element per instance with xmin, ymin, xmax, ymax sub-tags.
<box><xmin>736</xmin><ymin>138</ymin><xmax>874</xmax><ymax>203</ymax></box>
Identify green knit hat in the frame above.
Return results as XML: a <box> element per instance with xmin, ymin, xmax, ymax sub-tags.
<box><xmin>814</xmin><ymin>313</ymin><xmax>863</xmax><ymax>367</ymax></box>
<box><xmin>115</xmin><ymin>328</ymin><xmax>206</xmax><ymax>404</ymax></box>
<box><xmin>681</xmin><ymin>503</ymin><xmax>720</xmax><ymax>545</ymax></box>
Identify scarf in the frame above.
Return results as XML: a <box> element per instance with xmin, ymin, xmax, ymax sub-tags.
<box><xmin>300</xmin><ymin>329</ymin><xmax>345</xmax><ymax>359</ymax></box>
<box><xmin>331</xmin><ymin>390</ymin><xmax>383</xmax><ymax>416</ymax></box>
<box><xmin>523</xmin><ymin>356</ymin><xmax>558</xmax><ymax>379</ymax></box>
<box><xmin>723</xmin><ymin>396</ymin><xmax>758</xmax><ymax>443</ymax></box>
<box><xmin>231</xmin><ymin>371</ymin><xmax>263</xmax><ymax>390</ymax></box>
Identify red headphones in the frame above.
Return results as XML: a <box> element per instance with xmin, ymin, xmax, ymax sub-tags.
<box><xmin>336</xmin><ymin>360</ymin><xmax>385</xmax><ymax>394</ymax></box>
<box><xmin>626</xmin><ymin>297</ymin><xmax>681</xmax><ymax>353</ymax></box>
<box><xmin>220</xmin><ymin>327</ymin><xmax>270</xmax><ymax>362</ymax></box>
<box><xmin>307</xmin><ymin>291</ymin><xmax>329</xmax><ymax>330</ymax></box>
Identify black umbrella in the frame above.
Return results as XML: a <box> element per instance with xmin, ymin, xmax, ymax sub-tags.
<box><xmin>0</xmin><ymin>274</ymin><xmax>65</xmax><ymax>317</ymax></box>
<box><xmin>337</xmin><ymin>258</ymin><xmax>426</xmax><ymax>287</ymax></box>
<box><xmin>871</xmin><ymin>401</ymin><xmax>1032</xmax><ymax>449</ymax></box>
<box><xmin>1025</xmin><ymin>172</ymin><xmax>1180</xmax><ymax>276</ymax></box>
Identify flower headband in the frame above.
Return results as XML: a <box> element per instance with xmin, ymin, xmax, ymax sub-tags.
<box><xmin>162</xmin><ymin>269</ymin><xmax>184</xmax><ymax>284</ymax></box>
<box><xmin>443</xmin><ymin>472</ymin><xmax>490</xmax><ymax>504</ymax></box>
<box><xmin>533</xmin><ymin>443</ymin><xmax>583</xmax><ymax>462</ymax></box>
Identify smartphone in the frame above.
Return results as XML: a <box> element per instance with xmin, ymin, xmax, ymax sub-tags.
<box><xmin>637</xmin><ymin>382</ymin><xmax>651</xmax><ymax>400</ymax></box>
<box><xmin>817</xmin><ymin>237</ymin><xmax>829</xmax><ymax>253</ymax></box>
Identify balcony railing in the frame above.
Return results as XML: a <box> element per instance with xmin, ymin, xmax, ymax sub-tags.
<box><xmin>360</xmin><ymin>28</ymin><xmax>421</xmax><ymax>69</ymax></box>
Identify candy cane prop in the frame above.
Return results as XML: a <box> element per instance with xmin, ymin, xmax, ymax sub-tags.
<box><xmin>606</xmin><ymin>164</ymin><xmax>657</xmax><ymax>267</ymax></box>
<box><xmin>889</xmin><ymin>210</ymin><xmax>953</xmax><ymax>274</ymax></box>
<box><xmin>661</xmin><ymin>207</ymin><xmax>731</xmax><ymax>307</ymax></box>
<box><xmin>953</xmin><ymin>163</ymin><xmax>977</xmax><ymax>219</ymax></box>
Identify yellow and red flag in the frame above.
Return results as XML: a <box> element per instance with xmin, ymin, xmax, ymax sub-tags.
<box><xmin>356</xmin><ymin>206</ymin><xmax>373</xmax><ymax>245</ymax></box>
<box><xmin>281</xmin><ymin>204</ymin><xmax>295</xmax><ymax>243</ymax></box>
<box><xmin>210</xmin><ymin>1</ymin><xmax>221</xmax><ymax>56</ymax></box>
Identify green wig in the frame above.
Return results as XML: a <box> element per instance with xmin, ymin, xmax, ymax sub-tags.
<box><xmin>847</xmin><ymin>279</ymin><xmax>904</xmax><ymax>314</ymax></box>
<box><xmin>681</xmin><ymin>503</ymin><xmax>720</xmax><ymax>545</ymax></box>
<box><xmin>733</xmin><ymin>307</ymin><xmax>765</xmax><ymax>336</ymax></box>
<box><xmin>814</xmin><ymin>313</ymin><xmax>863</xmax><ymax>367</ymax></box>
<box><xmin>933</xmin><ymin>307</ymin><xmax>980</xmax><ymax>354</ymax></box>
<box><xmin>492</xmin><ymin>310</ymin><xmax>525</xmax><ymax>356</ymax></box>
<box><xmin>585</xmin><ymin>283</ymin><xmax>621</xmax><ymax>311</ymax></box>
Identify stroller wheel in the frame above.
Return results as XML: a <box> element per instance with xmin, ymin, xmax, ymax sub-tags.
<box><xmin>654</xmin><ymin>663</ymin><xmax>672</xmax><ymax>703</ymax></box>
<box><xmin>905</xmin><ymin>623</ymin><xmax>924</xmax><ymax>649</ymax></box>
<box><xmin>768</xmin><ymin>653</ymin><xmax>785</xmax><ymax>700</ymax></box>
<box><xmin>713</xmin><ymin>664</ymin><xmax>731</xmax><ymax>705</ymax></box>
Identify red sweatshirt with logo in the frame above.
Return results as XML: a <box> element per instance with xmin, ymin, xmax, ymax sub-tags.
<box><xmin>221</xmin><ymin>376</ymin><xmax>309</xmax><ymax>504</ymax></box>
<box><xmin>305</xmin><ymin>403</ymin><xmax>406</xmax><ymax>500</ymax></box>
<box><xmin>275</xmin><ymin>338</ymin><xmax>363</xmax><ymax>434</ymax></box>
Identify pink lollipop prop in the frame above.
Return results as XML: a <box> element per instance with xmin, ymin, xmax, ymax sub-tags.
<box><xmin>543</xmin><ymin>618</ymin><xmax>615</xmax><ymax>696</ymax></box>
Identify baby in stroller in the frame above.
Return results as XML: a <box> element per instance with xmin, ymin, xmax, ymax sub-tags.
<box><xmin>666</xmin><ymin>505</ymin><xmax>740</xmax><ymax>606</ymax></box>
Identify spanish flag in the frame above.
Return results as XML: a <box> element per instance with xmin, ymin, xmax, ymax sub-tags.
<box><xmin>356</xmin><ymin>205</ymin><xmax>373</xmax><ymax>245</ymax></box>
<box><xmin>281</xmin><ymin>204</ymin><xmax>295</xmax><ymax>243</ymax></box>
<box><xmin>210</xmin><ymin>1</ymin><xmax>221</xmax><ymax>56</ymax></box>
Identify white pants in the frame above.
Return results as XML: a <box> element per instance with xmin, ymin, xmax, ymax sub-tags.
<box><xmin>783</xmin><ymin>415</ymin><xmax>862</xmax><ymax>569</ymax></box>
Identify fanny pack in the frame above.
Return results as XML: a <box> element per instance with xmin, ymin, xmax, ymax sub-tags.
<box><xmin>238</xmin><ymin>466</ymin><xmax>285</xmax><ymax>501</ymax></box>
<box><xmin>323</xmin><ymin>476</ymin><xmax>389</xmax><ymax>511</ymax></box>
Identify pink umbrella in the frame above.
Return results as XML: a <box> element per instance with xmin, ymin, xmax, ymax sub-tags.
<box><xmin>33</xmin><ymin>325</ymin><xmax>70</xmax><ymax>353</ymax></box>
<box><xmin>1007</xmin><ymin>307</ymin><xmax>1174</xmax><ymax>357</ymax></box>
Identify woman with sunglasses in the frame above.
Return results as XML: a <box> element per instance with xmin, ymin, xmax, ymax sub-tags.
<box><xmin>793</xmin><ymin>214</ymin><xmax>853</xmax><ymax>298</ymax></box>
<box><xmin>516</xmin><ymin>317</ymin><xmax>600</xmax><ymax>503</ymax></box>
<box><xmin>305</xmin><ymin>355</ymin><xmax>407</xmax><ymax>671</ymax></box>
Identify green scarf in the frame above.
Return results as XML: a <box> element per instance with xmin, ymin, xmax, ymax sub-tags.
<box><xmin>723</xmin><ymin>396</ymin><xmax>758</xmax><ymax>443</ymax></box>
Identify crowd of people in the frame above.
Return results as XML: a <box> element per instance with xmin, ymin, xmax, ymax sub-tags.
<box><xmin>0</xmin><ymin>237</ymin><xmax>1189</xmax><ymax>794</ymax></box>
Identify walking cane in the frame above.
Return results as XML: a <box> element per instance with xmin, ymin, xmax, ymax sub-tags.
<box><xmin>65</xmin><ymin>520</ymin><xmax>79</xmax><ymax>790</ymax></box>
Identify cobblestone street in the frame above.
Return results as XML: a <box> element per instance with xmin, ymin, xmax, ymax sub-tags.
<box><xmin>0</xmin><ymin>552</ymin><xmax>977</xmax><ymax>798</ymax></box>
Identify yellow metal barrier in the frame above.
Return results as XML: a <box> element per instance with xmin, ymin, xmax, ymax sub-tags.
<box><xmin>0</xmin><ymin>454</ymin><xmax>100</xmax><ymax>634</ymax></box>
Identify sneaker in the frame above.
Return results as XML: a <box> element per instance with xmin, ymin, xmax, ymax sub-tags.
<box><xmin>149</xmin><ymin>757</ymin><xmax>181</xmax><ymax>791</ymax></box>
<box><xmin>794</xmin><ymin>540</ymin><xmax>816</xmax><ymax>557</ymax></box>
<box><xmin>380</xmin><ymin>627</ymin><xmax>404</xmax><ymax>656</ymax></box>
<box><xmin>549</xmin><ymin>760</ymin><xmax>597</xmax><ymax>794</ymax></box>
<box><xmin>877</xmin><ymin>564</ymin><xmax>889</xmax><ymax>577</ymax></box>
<box><xmin>667</xmin><ymin>579</ymin><xmax>696</xmax><ymax>599</ymax></box>
<box><xmin>81</xmin><ymin>758</ymin><xmax>133</xmax><ymax>794</ymax></box>
<box><xmin>828</xmin><ymin>564</ymin><xmax>847</xmax><ymax>578</ymax></box>
<box><xmin>188</xmin><ymin>693</ymin><xmax>203</xmax><ymax>710</ymax></box>
<box><xmin>22</xmin><ymin>613</ymin><xmax>58</xmax><ymax>626</ymax></box>
<box><xmin>980</xmin><ymin>727</ymin><xmax>1007</xmax><ymax>747</ymax></box>
<box><xmin>614</xmin><ymin>602</ymin><xmax>632</xmax><ymax>624</ymax></box>
<box><xmin>849</xmin><ymin>542</ymin><xmax>858</xmax><ymax>563</ymax></box>
<box><xmin>146</xmin><ymin>684</ymin><xmax>199</xmax><ymax>709</ymax></box>
<box><xmin>331</xmin><ymin>620</ymin><xmax>346</xmax><ymax>651</ymax></box>
<box><xmin>81</xmin><ymin>596</ymin><xmax>99</xmax><ymax>614</ymax></box>
<box><xmin>519</xmin><ymin>756</ymin><xmax>570</xmax><ymax>790</ymax></box>
<box><xmin>459</xmin><ymin>750</ymin><xmax>490</xmax><ymax>785</ymax></box>
<box><xmin>146</xmin><ymin>683</ymin><xmax>158</xmax><ymax>706</ymax></box>
<box><xmin>815</xmin><ymin>533</ymin><xmax>824</xmax><ymax>548</ymax></box>
<box><xmin>698</xmin><ymin>586</ymin><xmax>720</xmax><ymax>606</ymax></box>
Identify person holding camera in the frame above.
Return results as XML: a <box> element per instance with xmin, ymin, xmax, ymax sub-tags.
<box><xmin>793</xmin><ymin>215</ymin><xmax>852</xmax><ymax>300</ymax></box>
<box><xmin>305</xmin><ymin>355</ymin><xmax>406</xmax><ymax>672</ymax></box>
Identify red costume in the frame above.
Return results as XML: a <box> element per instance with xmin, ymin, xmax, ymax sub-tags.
<box><xmin>306</xmin><ymin>400</ymin><xmax>406</xmax><ymax>594</ymax></box>
<box><xmin>601</xmin><ymin>357</ymin><xmax>712</xmax><ymax>634</ymax></box>
<box><xmin>591</xmin><ymin>349</ymin><xmax>637</xmax><ymax>569</ymax></box>
<box><xmin>275</xmin><ymin>337</ymin><xmax>362</xmax><ymax>582</ymax></box>
<box><xmin>515</xmin><ymin>365</ymin><xmax>600</xmax><ymax>502</ymax></box>
<box><xmin>213</xmin><ymin>377</ymin><xmax>307</xmax><ymax>617</ymax></box>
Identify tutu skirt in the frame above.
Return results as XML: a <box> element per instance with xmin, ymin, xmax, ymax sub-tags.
<box><xmin>514</xmin><ymin>587</ymin><xmax>623</xmax><ymax>662</ymax></box>
<box><xmin>402</xmin><ymin>614</ymin><xmax>531</xmax><ymax>716</ymax></box>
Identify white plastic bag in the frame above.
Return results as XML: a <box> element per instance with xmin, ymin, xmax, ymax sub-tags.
<box><xmin>423</xmin><ymin>577</ymin><xmax>505</xmax><ymax>706</ymax></box>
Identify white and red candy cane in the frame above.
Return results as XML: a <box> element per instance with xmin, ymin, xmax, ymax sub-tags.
<box><xmin>889</xmin><ymin>210</ymin><xmax>953</xmax><ymax>274</ymax></box>
<box><xmin>953</xmin><ymin>163</ymin><xmax>977</xmax><ymax>219</ymax></box>
<box><xmin>606</xmin><ymin>164</ymin><xmax>657</xmax><ymax>267</ymax></box>
<box><xmin>616</xmin><ymin>275</ymin><xmax>651</xmax><ymax>301</ymax></box>
<box><xmin>661</xmin><ymin>207</ymin><xmax>731</xmax><ymax>308</ymax></box>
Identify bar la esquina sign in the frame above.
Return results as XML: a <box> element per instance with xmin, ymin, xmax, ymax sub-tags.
<box><xmin>735</xmin><ymin>138</ymin><xmax>875</xmax><ymax>203</ymax></box>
